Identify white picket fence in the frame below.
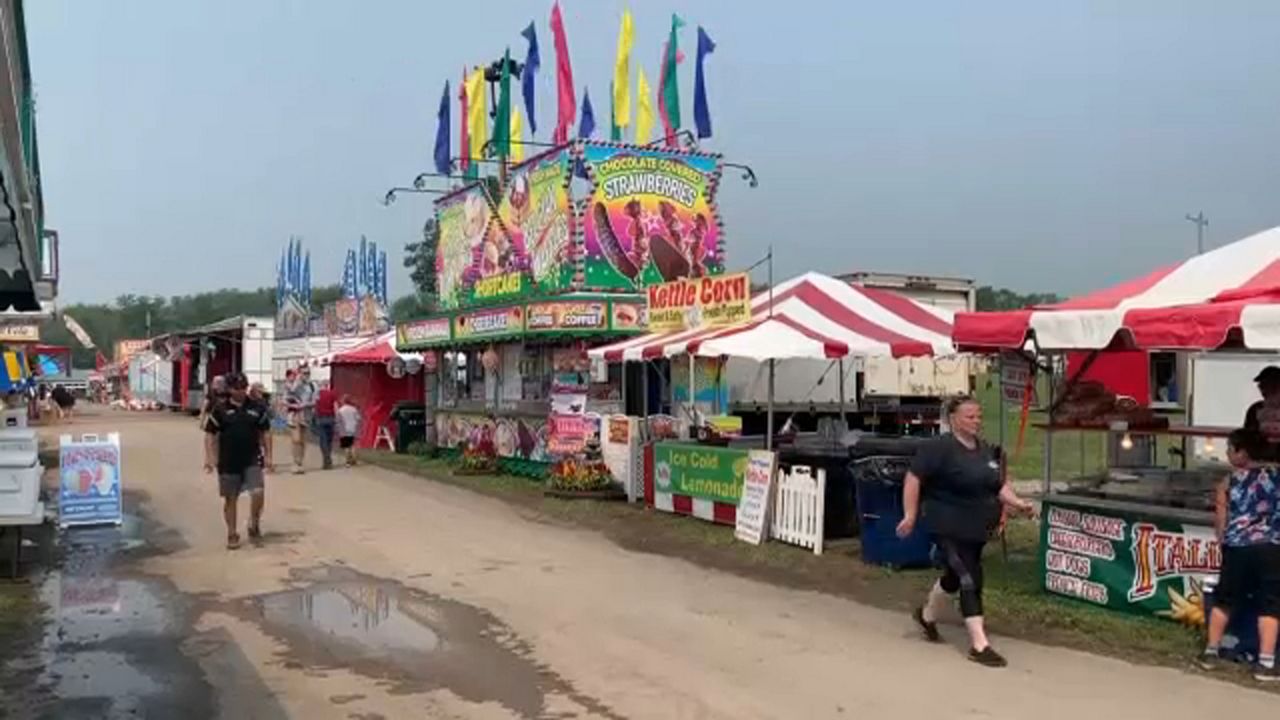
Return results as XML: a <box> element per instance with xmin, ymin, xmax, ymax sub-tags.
<box><xmin>770</xmin><ymin>465</ymin><xmax>826</xmax><ymax>555</ymax></box>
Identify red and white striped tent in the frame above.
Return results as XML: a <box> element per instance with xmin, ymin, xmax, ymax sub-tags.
<box><xmin>589</xmin><ymin>271</ymin><xmax>955</xmax><ymax>363</ymax></box>
<box><xmin>302</xmin><ymin>330</ymin><xmax>418</xmax><ymax>367</ymax></box>
<box><xmin>954</xmin><ymin>226</ymin><xmax>1280</xmax><ymax>351</ymax></box>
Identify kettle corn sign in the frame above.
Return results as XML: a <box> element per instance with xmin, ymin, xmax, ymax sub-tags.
<box><xmin>646</xmin><ymin>272</ymin><xmax>751</xmax><ymax>333</ymax></box>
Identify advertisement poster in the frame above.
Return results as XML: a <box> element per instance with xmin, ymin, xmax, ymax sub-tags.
<box><xmin>580</xmin><ymin>144</ymin><xmax>723</xmax><ymax>291</ymax></box>
<box><xmin>735</xmin><ymin>450</ymin><xmax>777</xmax><ymax>545</ymax></box>
<box><xmin>646</xmin><ymin>273</ymin><xmax>751</xmax><ymax>332</ymax></box>
<box><xmin>396</xmin><ymin>317</ymin><xmax>452</xmax><ymax>349</ymax></box>
<box><xmin>526</xmin><ymin>301</ymin><xmax>608</xmax><ymax>334</ymax></box>
<box><xmin>438</xmin><ymin>411</ymin><xmax>549</xmax><ymax>462</ymax></box>
<box><xmin>113</xmin><ymin>339</ymin><xmax>150</xmax><ymax>365</ymax></box>
<box><xmin>547</xmin><ymin>414</ymin><xmax>588</xmax><ymax>456</ymax></box>
<box><xmin>453</xmin><ymin>306</ymin><xmax>525</xmax><ymax>342</ymax></box>
<box><xmin>1000</xmin><ymin>352</ymin><xmax>1037</xmax><ymax>405</ymax></box>
<box><xmin>59</xmin><ymin>433</ymin><xmax>123</xmax><ymax>528</ymax></box>
<box><xmin>652</xmin><ymin>443</ymin><xmax>749</xmax><ymax>505</ymax></box>
<box><xmin>497</xmin><ymin>150</ymin><xmax>575</xmax><ymax>297</ymax></box>
<box><xmin>435</xmin><ymin>185</ymin><xmax>495</xmax><ymax>310</ymax></box>
<box><xmin>1040</xmin><ymin>499</ymin><xmax>1219</xmax><ymax>622</ymax></box>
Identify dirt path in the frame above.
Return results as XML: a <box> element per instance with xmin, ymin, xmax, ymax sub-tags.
<box><xmin>5</xmin><ymin>413</ymin><xmax>1274</xmax><ymax>719</ymax></box>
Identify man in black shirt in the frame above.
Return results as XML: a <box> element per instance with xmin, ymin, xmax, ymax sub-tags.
<box><xmin>203</xmin><ymin>373</ymin><xmax>270</xmax><ymax>549</ymax></box>
<box><xmin>1245</xmin><ymin>366</ymin><xmax>1280</xmax><ymax>430</ymax></box>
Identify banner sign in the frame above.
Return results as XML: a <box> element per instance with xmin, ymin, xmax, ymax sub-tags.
<box><xmin>735</xmin><ymin>450</ymin><xmax>777</xmax><ymax>545</ymax></box>
<box><xmin>59</xmin><ymin>433</ymin><xmax>123</xmax><ymax>528</ymax></box>
<box><xmin>453</xmin><ymin>306</ymin><xmax>524</xmax><ymax>342</ymax></box>
<box><xmin>113</xmin><ymin>339</ymin><xmax>150</xmax><ymax>365</ymax></box>
<box><xmin>1000</xmin><ymin>352</ymin><xmax>1037</xmax><ymax>405</ymax></box>
<box><xmin>0</xmin><ymin>324</ymin><xmax>40</xmax><ymax>343</ymax></box>
<box><xmin>580</xmin><ymin>144</ymin><xmax>724</xmax><ymax>291</ymax></box>
<box><xmin>396</xmin><ymin>318</ymin><xmax>452</xmax><ymax>349</ymax></box>
<box><xmin>1039</xmin><ymin>499</ymin><xmax>1219</xmax><ymax>621</ymax></box>
<box><xmin>469</xmin><ymin>272</ymin><xmax>527</xmax><ymax>305</ymax></box>
<box><xmin>498</xmin><ymin>150</ymin><xmax>575</xmax><ymax>297</ymax></box>
<box><xmin>610</xmin><ymin>301</ymin><xmax>645</xmax><ymax>331</ymax></box>
<box><xmin>646</xmin><ymin>272</ymin><xmax>750</xmax><ymax>332</ymax></box>
<box><xmin>652</xmin><ymin>443</ymin><xmax>749</xmax><ymax>505</ymax></box>
<box><xmin>526</xmin><ymin>301</ymin><xmax>608</xmax><ymax>333</ymax></box>
<box><xmin>547</xmin><ymin>414</ymin><xmax>588</xmax><ymax>455</ymax></box>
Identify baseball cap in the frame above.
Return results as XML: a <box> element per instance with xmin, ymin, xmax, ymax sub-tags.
<box><xmin>1255</xmin><ymin>366</ymin><xmax>1280</xmax><ymax>384</ymax></box>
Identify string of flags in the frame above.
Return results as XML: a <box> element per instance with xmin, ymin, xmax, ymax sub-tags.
<box><xmin>431</xmin><ymin>4</ymin><xmax>717</xmax><ymax>175</ymax></box>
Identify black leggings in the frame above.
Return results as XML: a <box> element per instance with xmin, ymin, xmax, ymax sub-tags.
<box><xmin>937</xmin><ymin>537</ymin><xmax>986</xmax><ymax>618</ymax></box>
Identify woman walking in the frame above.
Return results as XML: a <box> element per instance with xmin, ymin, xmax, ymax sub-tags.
<box><xmin>897</xmin><ymin>395</ymin><xmax>1035</xmax><ymax>667</ymax></box>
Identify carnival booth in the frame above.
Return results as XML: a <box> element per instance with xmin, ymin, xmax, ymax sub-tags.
<box><xmin>304</xmin><ymin>331</ymin><xmax>427</xmax><ymax>449</ymax></box>
<box><xmin>399</xmin><ymin>140</ymin><xmax>725</xmax><ymax>477</ymax></box>
<box><xmin>590</xmin><ymin>271</ymin><xmax>956</xmax><ymax>556</ymax></box>
<box><xmin>953</xmin><ymin>225</ymin><xmax>1280</xmax><ymax>632</ymax></box>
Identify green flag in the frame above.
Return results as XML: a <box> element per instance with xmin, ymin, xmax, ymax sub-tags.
<box><xmin>660</xmin><ymin>14</ymin><xmax>684</xmax><ymax>133</ymax></box>
<box><xmin>493</xmin><ymin>49</ymin><xmax>512</xmax><ymax>159</ymax></box>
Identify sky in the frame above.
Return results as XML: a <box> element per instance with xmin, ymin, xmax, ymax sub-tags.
<box><xmin>27</xmin><ymin>1</ymin><xmax>1280</xmax><ymax>305</ymax></box>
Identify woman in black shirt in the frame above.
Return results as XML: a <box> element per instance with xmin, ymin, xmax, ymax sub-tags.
<box><xmin>897</xmin><ymin>395</ymin><xmax>1035</xmax><ymax>667</ymax></box>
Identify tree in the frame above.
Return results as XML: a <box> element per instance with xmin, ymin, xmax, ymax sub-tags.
<box><xmin>975</xmin><ymin>286</ymin><xmax>1062</xmax><ymax>311</ymax></box>
<box><xmin>403</xmin><ymin>218</ymin><xmax>438</xmax><ymax>305</ymax></box>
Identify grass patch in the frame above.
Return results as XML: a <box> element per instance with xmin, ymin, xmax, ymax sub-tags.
<box><xmin>362</xmin><ymin>450</ymin><xmax>1202</xmax><ymax>667</ymax></box>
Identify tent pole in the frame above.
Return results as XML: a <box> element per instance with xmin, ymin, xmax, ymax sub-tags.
<box><xmin>620</xmin><ymin>360</ymin><xmax>627</xmax><ymax>416</ymax></box>
<box><xmin>688</xmin><ymin>353</ymin><xmax>696</xmax><ymax>430</ymax></box>
<box><xmin>767</xmin><ymin>359</ymin><xmax>775</xmax><ymax>451</ymax></box>
<box><xmin>997</xmin><ymin>354</ymin><xmax>1006</xmax><ymax>450</ymax></box>
<box><xmin>838</xmin><ymin>358</ymin><xmax>847</xmax><ymax>428</ymax></box>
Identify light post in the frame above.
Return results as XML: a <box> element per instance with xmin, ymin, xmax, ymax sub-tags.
<box><xmin>1185</xmin><ymin>211</ymin><xmax>1208</xmax><ymax>255</ymax></box>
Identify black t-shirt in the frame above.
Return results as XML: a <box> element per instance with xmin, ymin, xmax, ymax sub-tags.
<box><xmin>909</xmin><ymin>434</ymin><xmax>1003</xmax><ymax>542</ymax></box>
<box><xmin>205</xmin><ymin>398</ymin><xmax>269</xmax><ymax>473</ymax></box>
<box><xmin>1246</xmin><ymin>400</ymin><xmax>1263</xmax><ymax>431</ymax></box>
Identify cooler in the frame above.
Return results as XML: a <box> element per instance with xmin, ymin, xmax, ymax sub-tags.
<box><xmin>0</xmin><ymin>428</ymin><xmax>41</xmax><ymax>524</ymax></box>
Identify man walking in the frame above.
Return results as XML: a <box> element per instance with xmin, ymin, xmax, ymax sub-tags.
<box><xmin>284</xmin><ymin>367</ymin><xmax>317</xmax><ymax>474</ymax></box>
<box><xmin>203</xmin><ymin>373</ymin><xmax>270</xmax><ymax>549</ymax></box>
<box><xmin>314</xmin><ymin>381</ymin><xmax>337</xmax><ymax>469</ymax></box>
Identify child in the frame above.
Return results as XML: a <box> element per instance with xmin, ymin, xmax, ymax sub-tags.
<box><xmin>1200</xmin><ymin>428</ymin><xmax>1280</xmax><ymax>681</ymax></box>
<box><xmin>336</xmin><ymin>395</ymin><xmax>361</xmax><ymax>467</ymax></box>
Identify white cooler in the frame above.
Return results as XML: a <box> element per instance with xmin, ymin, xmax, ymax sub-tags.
<box><xmin>0</xmin><ymin>428</ymin><xmax>42</xmax><ymax>524</ymax></box>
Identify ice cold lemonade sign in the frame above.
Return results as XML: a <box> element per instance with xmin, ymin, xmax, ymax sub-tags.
<box><xmin>1039</xmin><ymin>500</ymin><xmax>1220</xmax><ymax>619</ymax></box>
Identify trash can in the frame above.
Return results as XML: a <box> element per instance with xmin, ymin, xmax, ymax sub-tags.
<box><xmin>1202</xmin><ymin>576</ymin><xmax>1259</xmax><ymax>664</ymax></box>
<box><xmin>391</xmin><ymin>402</ymin><xmax>426</xmax><ymax>454</ymax></box>
<box><xmin>852</xmin><ymin>455</ymin><xmax>933</xmax><ymax>568</ymax></box>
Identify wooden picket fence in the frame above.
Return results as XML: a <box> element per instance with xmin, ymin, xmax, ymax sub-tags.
<box><xmin>770</xmin><ymin>465</ymin><xmax>826</xmax><ymax>555</ymax></box>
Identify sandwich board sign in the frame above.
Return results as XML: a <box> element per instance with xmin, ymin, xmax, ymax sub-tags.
<box><xmin>59</xmin><ymin>433</ymin><xmax>123</xmax><ymax>528</ymax></box>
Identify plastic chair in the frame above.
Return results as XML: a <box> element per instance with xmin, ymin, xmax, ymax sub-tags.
<box><xmin>373</xmin><ymin>425</ymin><xmax>395</xmax><ymax>452</ymax></box>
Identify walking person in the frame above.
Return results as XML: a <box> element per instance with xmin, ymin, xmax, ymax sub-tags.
<box><xmin>249</xmin><ymin>382</ymin><xmax>275</xmax><ymax>473</ymax></box>
<box><xmin>897</xmin><ymin>395</ymin><xmax>1035</xmax><ymax>667</ymax></box>
<box><xmin>1200</xmin><ymin>428</ymin><xmax>1280</xmax><ymax>681</ymax></box>
<box><xmin>336</xmin><ymin>395</ymin><xmax>361</xmax><ymax>467</ymax></box>
<box><xmin>202</xmin><ymin>373</ymin><xmax>270</xmax><ymax>549</ymax></box>
<box><xmin>284</xmin><ymin>367</ymin><xmax>316</xmax><ymax>474</ymax></box>
<box><xmin>313</xmin><ymin>382</ymin><xmax>337</xmax><ymax>469</ymax></box>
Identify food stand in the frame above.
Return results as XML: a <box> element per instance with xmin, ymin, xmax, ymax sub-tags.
<box><xmin>398</xmin><ymin>140</ymin><xmax>725</xmax><ymax>476</ymax></box>
<box><xmin>590</xmin><ymin>271</ymin><xmax>957</xmax><ymax>530</ymax></box>
<box><xmin>953</xmin><ymin>225</ymin><xmax>1280</xmax><ymax>623</ymax></box>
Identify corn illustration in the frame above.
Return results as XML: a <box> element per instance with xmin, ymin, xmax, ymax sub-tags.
<box><xmin>1156</xmin><ymin>578</ymin><xmax>1205</xmax><ymax>627</ymax></box>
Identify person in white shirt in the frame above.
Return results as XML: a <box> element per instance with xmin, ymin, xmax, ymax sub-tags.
<box><xmin>336</xmin><ymin>395</ymin><xmax>361</xmax><ymax>467</ymax></box>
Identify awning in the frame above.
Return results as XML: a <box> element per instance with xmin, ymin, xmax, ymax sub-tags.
<box><xmin>305</xmin><ymin>331</ymin><xmax>420</xmax><ymax>367</ymax></box>
<box><xmin>589</xmin><ymin>272</ymin><xmax>955</xmax><ymax>363</ymax></box>
<box><xmin>953</xmin><ymin>225</ymin><xmax>1280</xmax><ymax>351</ymax></box>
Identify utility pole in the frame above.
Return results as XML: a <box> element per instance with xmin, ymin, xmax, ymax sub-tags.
<box><xmin>1185</xmin><ymin>211</ymin><xmax>1208</xmax><ymax>255</ymax></box>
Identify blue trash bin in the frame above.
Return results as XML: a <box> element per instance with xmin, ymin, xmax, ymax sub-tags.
<box><xmin>852</xmin><ymin>455</ymin><xmax>933</xmax><ymax>568</ymax></box>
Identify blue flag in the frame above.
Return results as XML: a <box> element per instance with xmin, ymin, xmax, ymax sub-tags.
<box><xmin>521</xmin><ymin>22</ymin><xmax>540</xmax><ymax>135</ymax></box>
<box><xmin>433</xmin><ymin>80</ymin><xmax>451</xmax><ymax>175</ymax></box>
<box><xmin>694</xmin><ymin>27</ymin><xmax>716</xmax><ymax>139</ymax></box>
<box><xmin>579</xmin><ymin>88</ymin><xmax>596</xmax><ymax>139</ymax></box>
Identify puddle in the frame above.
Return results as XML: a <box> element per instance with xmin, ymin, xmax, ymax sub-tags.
<box><xmin>243</xmin><ymin>566</ymin><xmax>622</xmax><ymax>719</ymax></box>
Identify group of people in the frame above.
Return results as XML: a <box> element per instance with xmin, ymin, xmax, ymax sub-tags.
<box><xmin>901</xmin><ymin>381</ymin><xmax>1280</xmax><ymax>680</ymax></box>
<box><xmin>201</xmin><ymin>366</ymin><xmax>361</xmax><ymax>549</ymax></box>
<box><xmin>36</xmin><ymin>383</ymin><xmax>76</xmax><ymax>422</ymax></box>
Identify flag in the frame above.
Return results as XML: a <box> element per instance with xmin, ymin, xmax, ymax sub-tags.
<box><xmin>493</xmin><ymin>49</ymin><xmax>512</xmax><ymax>159</ymax></box>
<box><xmin>579</xmin><ymin>89</ymin><xmax>596</xmax><ymax>139</ymax></box>
<box><xmin>610</xmin><ymin>82</ymin><xmax>621</xmax><ymax>141</ymax></box>
<box><xmin>511</xmin><ymin>108</ymin><xmax>525</xmax><ymax>162</ymax></box>
<box><xmin>434</xmin><ymin>80</ymin><xmax>451</xmax><ymax>175</ymax></box>
<box><xmin>521</xmin><ymin>22</ymin><xmax>540</xmax><ymax>135</ymax></box>
<box><xmin>550</xmin><ymin>2</ymin><xmax>576</xmax><ymax>144</ymax></box>
<box><xmin>612</xmin><ymin>8</ymin><xmax>634</xmax><ymax>130</ymax></box>
<box><xmin>465</xmin><ymin>67</ymin><xmax>487</xmax><ymax>178</ymax></box>
<box><xmin>458</xmin><ymin>68</ymin><xmax>470</xmax><ymax>177</ymax></box>
<box><xmin>635</xmin><ymin>67</ymin><xmax>654</xmax><ymax>144</ymax></box>
<box><xmin>658</xmin><ymin>15</ymin><xmax>686</xmax><ymax>146</ymax></box>
<box><xmin>694</xmin><ymin>27</ymin><xmax>716</xmax><ymax>139</ymax></box>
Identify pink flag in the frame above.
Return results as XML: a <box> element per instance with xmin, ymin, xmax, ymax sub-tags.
<box><xmin>656</xmin><ymin>41</ymin><xmax>685</xmax><ymax>147</ymax></box>
<box><xmin>550</xmin><ymin>3</ymin><xmax>576</xmax><ymax>144</ymax></box>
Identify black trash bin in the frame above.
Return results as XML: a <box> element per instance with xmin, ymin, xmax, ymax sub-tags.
<box><xmin>391</xmin><ymin>402</ymin><xmax>426</xmax><ymax>453</ymax></box>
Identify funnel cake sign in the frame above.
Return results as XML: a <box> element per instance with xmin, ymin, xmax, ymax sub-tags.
<box><xmin>580</xmin><ymin>143</ymin><xmax>724</xmax><ymax>292</ymax></box>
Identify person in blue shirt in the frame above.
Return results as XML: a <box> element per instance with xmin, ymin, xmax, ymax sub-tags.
<box><xmin>1201</xmin><ymin>428</ymin><xmax>1280</xmax><ymax>681</ymax></box>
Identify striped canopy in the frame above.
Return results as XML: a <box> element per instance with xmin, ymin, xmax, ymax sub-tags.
<box><xmin>953</xmin><ymin>226</ymin><xmax>1280</xmax><ymax>351</ymax></box>
<box><xmin>589</xmin><ymin>272</ymin><xmax>955</xmax><ymax>363</ymax></box>
<box><xmin>303</xmin><ymin>331</ymin><xmax>419</xmax><ymax>367</ymax></box>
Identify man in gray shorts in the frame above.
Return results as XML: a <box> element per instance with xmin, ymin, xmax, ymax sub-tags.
<box><xmin>203</xmin><ymin>372</ymin><xmax>270</xmax><ymax>549</ymax></box>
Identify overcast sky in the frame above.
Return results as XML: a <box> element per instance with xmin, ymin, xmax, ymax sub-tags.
<box><xmin>28</xmin><ymin>1</ymin><xmax>1280</xmax><ymax>304</ymax></box>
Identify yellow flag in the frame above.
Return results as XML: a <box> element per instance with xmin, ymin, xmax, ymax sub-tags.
<box><xmin>612</xmin><ymin>9</ymin><xmax>634</xmax><ymax>129</ymax></box>
<box><xmin>635</xmin><ymin>66</ymin><xmax>653</xmax><ymax>144</ymax></box>
<box><xmin>511</xmin><ymin>108</ymin><xmax>524</xmax><ymax>163</ymax></box>
<box><xmin>466</xmin><ymin>67</ymin><xmax>487</xmax><ymax>159</ymax></box>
